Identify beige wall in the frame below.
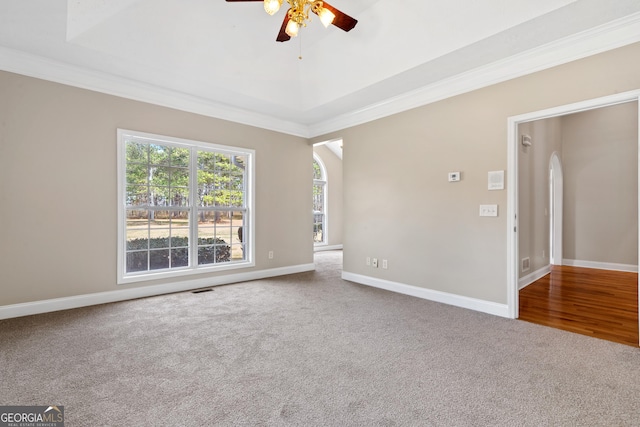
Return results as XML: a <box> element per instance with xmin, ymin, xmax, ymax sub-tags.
<box><xmin>518</xmin><ymin>117</ymin><xmax>562</xmax><ymax>277</ymax></box>
<box><xmin>562</xmin><ymin>103</ymin><xmax>638</xmax><ymax>265</ymax></box>
<box><xmin>4</xmin><ymin>42</ymin><xmax>640</xmax><ymax>311</ymax></box>
<box><xmin>313</xmin><ymin>144</ymin><xmax>343</xmax><ymax>248</ymax></box>
<box><xmin>0</xmin><ymin>71</ymin><xmax>313</xmax><ymax>306</ymax></box>
<box><xmin>312</xmin><ymin>42</ymin><xmax>640</xmax><ymax>305</ymax></box>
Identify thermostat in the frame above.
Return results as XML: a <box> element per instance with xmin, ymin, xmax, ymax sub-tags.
<box><xmin>488</xmin><ymin>170</ymin><xmax>504</xmax><ymax>190</ymax></box>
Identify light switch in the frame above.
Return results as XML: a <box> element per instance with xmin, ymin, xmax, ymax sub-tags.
<box><xmin>479</xmin><ymin>204</ymin><xmax>498</xmax><ymax>217</ymax></box>
<box><xmin>448</xmin><ymin>172</ymin><xmax>460</xmax><ymax>182</ymax></box>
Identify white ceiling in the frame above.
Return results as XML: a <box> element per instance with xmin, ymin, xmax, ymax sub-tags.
<box><xmin>1</xmin><ymin>1</ymin><xmax>640</xmax><ymax>137</ymax></box>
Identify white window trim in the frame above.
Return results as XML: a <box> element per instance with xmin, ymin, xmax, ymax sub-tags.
<box><xmin>117</xmin><ymin>129</ymin><xmax>255</xmax><ymax>284</ymax></box>
<box><xmin>313</xmin><ymin>153</ymin><xmax>328</xmax><ymax>247</ymax></box>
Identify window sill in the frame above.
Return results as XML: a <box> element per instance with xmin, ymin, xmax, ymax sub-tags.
<box><xmin>117</xmin><ymin>260</ymin><xmax>255</xmax><ymax>285</ymax></box>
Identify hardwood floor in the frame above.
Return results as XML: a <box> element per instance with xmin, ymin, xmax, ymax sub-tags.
<box><xmin>519</xmin><ymin>265</ymin><xmax>639</xmax><ymax>347</ymax></box>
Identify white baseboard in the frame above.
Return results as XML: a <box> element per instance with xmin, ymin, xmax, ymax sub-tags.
<box><xmin>518</xmin><ymin>265</ymin><xmax>551</xmax><ymax>290</ymax></box>
<box><xmin>342</xmin><ymin>272</ymin><xmax>510</xmax><ymax>318</ymax></box>
<box><xmin>0</xmin><ymin>263</ymin><xmax>315</xmax><ymax>320</ymax></box>
<box><xmin>562</xmin><ymin>259</ymin><xmax>638</xmax><ymax>273</ymax></box>
<box><xmin>314</xmin><ymin>244</ymin><xmax>343</xmax><ymax>252</ymax></box>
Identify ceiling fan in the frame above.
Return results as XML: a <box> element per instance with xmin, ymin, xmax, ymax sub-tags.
<box><xmin>226</xmin><ymin>0</ymin><xmax>358</xmax><ymax>42</ymax></box>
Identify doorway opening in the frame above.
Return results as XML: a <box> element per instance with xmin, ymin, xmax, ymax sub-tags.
<box><xmin>507</xmin><ymin>90</ymin><xmax>640</xmax><ymax>345</ymax></box>
<box><xmin>312</xmin><ymin>139</ymin><xmax>344</xmax><ymax>274</ymax></box>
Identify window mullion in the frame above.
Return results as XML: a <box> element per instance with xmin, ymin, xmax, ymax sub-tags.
<box><xmin>189</xmin><ymin>147</ymin><xmax>198</xmax><ymax>269</ymax></box>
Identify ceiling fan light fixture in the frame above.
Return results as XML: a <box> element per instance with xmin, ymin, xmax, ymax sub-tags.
<box><xmin>228</xmin><ymin>0</ymin><xmax>358</xmax><ymax>42</ymax></box>
<box><xmin>318</xmin><ymin>7</ymin><xmax>335</xmax><ymax>28</ymax></box>
<box><xmin>285</xmin><ymin>19</ymin><xmax>300</xmax><ymax>37</ymax></box>
<box><xmin>264</xmin><ymin>0</ymin><xmax>282</xmax><ymax>16</ymax></box>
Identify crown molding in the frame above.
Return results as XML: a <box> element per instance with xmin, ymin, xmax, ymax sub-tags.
<box><xmin>2</xmin><ymin>12</ymin><xmax>640</xmax><ymax>139</ymax></box>
<box><xmin>308</xmin><ymin>11</ymin><xmax>640</xmax><ymax>137</ymax></box>
<box><xmin>0</xmin><ymin>46</ymin><xmax>311</xmax><ymax>138</ymax></box>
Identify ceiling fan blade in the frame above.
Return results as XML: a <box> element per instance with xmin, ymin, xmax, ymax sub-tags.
<box><xmin>317</xmin><ymin>1</ymin><xmax>358</xmax><ymax>32</ymax></box>
<box><xmin>276</xmin><ymin>13</ymin><xmax>292</xmax><ymax>42</ymax></box>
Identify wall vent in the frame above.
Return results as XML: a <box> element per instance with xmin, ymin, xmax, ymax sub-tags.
<box><xmin>192</xmin><ymin>288</ymin><xmax>213</xmax><ymax>294</ymax></box>
<box><xmin>521</xmin><ymin>257</ymin><xmax>530</xmax><ymax>273</ymax></box>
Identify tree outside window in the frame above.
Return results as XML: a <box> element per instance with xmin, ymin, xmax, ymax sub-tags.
<box><xmin>118</xmin><ymin>130</ymin><xmax>253</xmax><ymax>283</ymax></box>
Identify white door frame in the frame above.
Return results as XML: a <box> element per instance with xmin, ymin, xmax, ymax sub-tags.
<box><xmin>549</xmin><ymin>152</ymin><xmax>563</xmax><ymax>266</ymax></box>
<box><xmin>507</xmin><ymin>90</ymin><xmax>640</xmax><ymax>325</ymax></box>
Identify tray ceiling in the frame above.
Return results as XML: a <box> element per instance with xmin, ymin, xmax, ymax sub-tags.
<box><xmin>1</xmin><ymin>0</ymin><xmax>640</xmax><ymax>136</ymax></box>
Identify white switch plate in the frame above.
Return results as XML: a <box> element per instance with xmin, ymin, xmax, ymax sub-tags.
<box><xmin>448</xmin><ymin>172</ymin><xmax>461</xmax><ymax>182</ymax></box>
<box><xmin>479</xmin><ymin>204</ymin><xmax>498</xmax><ymax>217</ymax></box>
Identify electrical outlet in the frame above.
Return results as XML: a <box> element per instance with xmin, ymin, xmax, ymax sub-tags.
<box><xmin>268</xmin><ymin>251</ymin><xmax>274</xmax><ymax>259</ymax></box>
<box><xmin>372</xmin><ymin>258</ymin><xmax>378</xmax><ymax>268</ymax></box>
<box><xmin>382</xmin><ymin>259</ymin><xmax>388</xmax><ymax>269</ymax></box>
<box><xmin>366</xmin><ymin>257</ymin><xmax>371</xmax><ymax>266</ymax></box>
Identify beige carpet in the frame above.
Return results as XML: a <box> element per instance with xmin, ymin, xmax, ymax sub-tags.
<box><xmin>1</xmin><ymin>250</ymin><xmax>639</xmax><ymax>426</ymax></box>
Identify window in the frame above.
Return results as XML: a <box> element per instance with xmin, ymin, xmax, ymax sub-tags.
<box><xmin>117</xmin><ymin>129</ymin><xmax>254</xmax><ymax>283</ymax></box>
<box><xmin>313</xmin><ymin>154</ymin><xmax>327</xmax><ymax>245</ymax></box>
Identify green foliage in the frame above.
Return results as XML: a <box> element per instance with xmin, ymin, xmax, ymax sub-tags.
<box><xmin>126</xmin><ymin>237</ymin><xmax>231</xmax><ymax>272</ymax></box>
<box><xmin>124</xmin><ymin>139</ymin><xmax>244</xmax><ymax>274</ymax></box>
<box><xmin>126</xmin><ymin>141</ymin><xmax>148</xmax><ymax>163</ymax></box>
<box><xmin>197</xmin><ymin>239</ymin><xmax>231</xmax><ymax>265</ymax></box>
<box><xmin>313</xmin><ymin>159</ymin><xmax>322</xmax><ymax>179</ymax></box>
<box><xmin>125</xmin><ymin>141</ymin><xmax>192</xmax><ymax>207</ymax></box>
<box><xmin>313</xmin><ymin>184</ymin><xmax>324</xmax><ymax>212</ymax></box>
<box><xmin>197</xmin><ymin>152</ymin><xmax>245</xmax><ymax>209</ymax></box>
<box><xmin>125</xmin><ymin>140</ymin><xmax>245</xmax><ymax>211</ymax></box>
